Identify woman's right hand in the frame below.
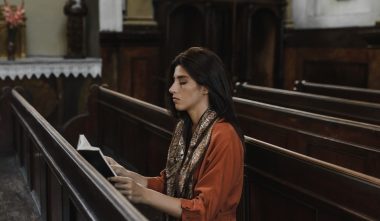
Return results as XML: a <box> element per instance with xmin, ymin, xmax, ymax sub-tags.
<box><xmin>105</xmin><ymin>156</ymin><xmax>147</xmax><ymax>187</ymax></box>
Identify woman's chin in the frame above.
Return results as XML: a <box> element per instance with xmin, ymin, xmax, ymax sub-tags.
<box><xmin>174</xmin><ymin>104</ymin><xmax>186</xmax><ymax>111</ymax></box>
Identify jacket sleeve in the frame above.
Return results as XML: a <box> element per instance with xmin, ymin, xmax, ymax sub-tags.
<box><xmin>180</xmin><ymin>124</ymin><xmax>244</xmax><ymax>221</ymax></box>
<box><xmin>147</xmin><ymin>170</ymin><xmax>166</xmax><ymax>193</ymax></box>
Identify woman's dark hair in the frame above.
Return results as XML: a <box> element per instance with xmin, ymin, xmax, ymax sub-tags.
<box><xmin>166</xmin><ymin>47</ymin><xmax>244</xmax><ymax>143</ymax></box>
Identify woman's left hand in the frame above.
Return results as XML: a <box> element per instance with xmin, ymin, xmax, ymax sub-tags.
<box><xmin>108</xmin><ymin>176</ymin><xmax>147</xmax><ymax>204</ymax></box>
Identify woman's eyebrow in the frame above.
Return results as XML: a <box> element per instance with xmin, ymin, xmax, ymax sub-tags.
<box><xmin>174</xmin><ymin>75</ymin><xmax>189</xmax><ymax>80</ymax></box>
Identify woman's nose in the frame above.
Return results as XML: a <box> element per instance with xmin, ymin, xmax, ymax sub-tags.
<box><xmin>169</xmin><ymin>82</ymin><xmax>176</xmax><ymax>94</ymax></box>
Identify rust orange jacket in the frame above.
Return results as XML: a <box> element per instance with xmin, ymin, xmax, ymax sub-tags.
<box><xmin>148</xmin><ymin>121</ymin><xmax>244</xmax><ymax>221</ymax></box>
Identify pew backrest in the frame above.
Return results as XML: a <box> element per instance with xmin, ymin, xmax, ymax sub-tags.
<box><xmin>235</xmin><ymin>82</ymin><xmax>380</xmax><ymax>125</ymax></box>
<box><xmin>239</xmin><ymin>116</ymin><xmax>380</xmax><ymax>178</ymax></box>
<box><xmin>7</xmin><ymin>88</ymin><xmax>147</xmax><ymax>221</ymax></box>
<box><xmin>234</xmin><ymin>97</ymin><xmax>380</xmax><ymax>149</ymax></box>
<box><xmin>294</xmin><ymin>80</ymin><xmax>380</xmax><ymax>104</ymax></box>
<box><xmin>63</xmin><ymin>85</ymin><xmax>176</xmax><ymax>177</ymax></box>
<box><xmin>244</xmin><ymin>136</ymin><xmax>380</xmax><ymax>220</ymax></box>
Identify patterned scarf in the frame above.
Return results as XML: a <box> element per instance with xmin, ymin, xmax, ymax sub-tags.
<box><xmin>165</xmin><ymin>109</ymin><xmax>218</xmax><ymax>199</ymax></box>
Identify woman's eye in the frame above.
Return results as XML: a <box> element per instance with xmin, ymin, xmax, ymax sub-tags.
<box><xmin>179</xmin><ymin>81</ymin><xmax>187</xmax><ymax>85</ymax></box>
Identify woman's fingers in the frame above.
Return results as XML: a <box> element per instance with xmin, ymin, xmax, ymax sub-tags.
<box><xmin>110</xmin><ymin>165</ymin><xmax>128</xmax><ymax>176</ymax></box>
<box><xmin>108</xmin><ymin>176</ymin><xmax>144</xmax><ymax>203</ymax></box>
<box><xmin>109</xmin><ymin>176</ymin><xmax>132</xmax><ymax>183</ymax></box>
<box><xmin>104</xmin><ymin>156</ymin><xmax>117</xmax><ymax>165</ymax></box>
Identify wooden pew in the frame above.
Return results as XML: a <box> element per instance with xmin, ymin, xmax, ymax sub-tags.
<box><xmin>1</xmin><ymin>87</ymin><xmax>147</xmax><ymax>221</ymax></box>
<box><xmin>294</xmin><ymin>80</ymin><xmax>380</xmax><ymax>104</ymax></box>
<box><xmin>63</xmin><ymin>85</ymin><xmax>175</xmax><ymax>177</ymax></box>
<box><xmin>235</xmin><ymin>82</ymin><xmax>380</xmax><ymax>125</ymax></box>
<box><xmin>234</xmin><ymin>97</ymin><xmax>380</xmax><ymax>149</ymax></box>
<box><xmin>64</xmin><ymin>86</ymin><xmax>380</xmax><ymax>220</ymax></box>
<box><xmin>234</xmin><ymin>97</ymin><xmax>380</xmax><ymax>178</ymax></box>
<box><xmin>243</xmin><ymin>136</ymin><xmax>380</xmax><ymax>220</ymax></box>
<box><xmin>63</xmin><ymin>85</ymin><xmax>176</xmax><ymax>220</ymax></box>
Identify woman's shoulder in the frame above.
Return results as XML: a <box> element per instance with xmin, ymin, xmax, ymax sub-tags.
<box><xmin>207</xmin><ymin>119</ymin><xmax>243</xmax><ymax>158</ymax></box>
<box><xmin>211</xmin><ymin>119</ymin><xmax>240</xmax><ymax>142</ymax></box>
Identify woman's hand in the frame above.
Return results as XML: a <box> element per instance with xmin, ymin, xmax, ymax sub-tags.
<box><xmin>105</xmin><ymin>156</ymin><xmax>129</xmax><ymax>176</ymax></box>
<box><xmin>108</xmin><ymin>176</ymin><xmax>148</xmax><ymax>204</ymax></box>
<box><xmin>104</xmin><ymin>156</ymin><xmax>147</xmax><ymax>187</ymax></box>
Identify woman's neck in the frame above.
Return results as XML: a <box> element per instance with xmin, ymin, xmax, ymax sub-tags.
<box><xmin>188</xmin><ymin>104</ymin><xmax>209</xmax><ymax>131</ymax></box>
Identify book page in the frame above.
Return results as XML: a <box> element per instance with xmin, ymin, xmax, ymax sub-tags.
<box><xmin>76</xmin><ymin>134</ymin><xmax>117</xmax><ymax>177</ymax></box>
<box><xmin>77</xmin><ymin>134</ymin><xmax>99</xmax><ymax>151</ymax></box>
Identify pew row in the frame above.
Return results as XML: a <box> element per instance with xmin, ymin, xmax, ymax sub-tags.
<box><xmin>2</xmin><ymin>87</ymin><xmax>147</xmax><ymax>221</ymax></box>
<box><xmin>294</xmin><ymin>80</ymin><xmax>380</xmax><ymax>104</ymax></box>
<box><xmin>235</xmin><ymin>82</ymin><xmax>380</xmax><ymax>125</ymax></box>
<box><xmin>244</xmin><ymin>136</ymin><xmax>380</xmax><ymax>220</ymax></box>
<box><xmin>234</xmin><ymin>97</ymin><xmax>380</xmax><ymax>178</ymax></box>
<box><xmin>234</xmin><ymin>97</ymin><xmax>380</xmax><ymax>149</ymax></box>
<box><xmin>64</xmin><ymin>85</ymin><xmax>380</xmax><ymax>220</ymax></box>
<box><xmin>63</xmin><ymin>85</ymin><xmax>176</xmax><ymax>177</ymax></box>
<box><xmin>63</xmin><ymin>85</ymin><xmax>176</xmax><ymax>219</ymax></box>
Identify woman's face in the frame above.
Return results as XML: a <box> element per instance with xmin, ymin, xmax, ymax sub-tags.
<box><xmin>169</xmin><ymin>65</ymin><xmax>208</xmax><ymax>112</ymax></box>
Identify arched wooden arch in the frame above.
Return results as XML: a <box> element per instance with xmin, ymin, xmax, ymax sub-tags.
<box><xmin>166</xmin><ymin>5</ymin><xmax>206</xmax><ymax>66</ymax></box>
<box><xmin>246</xmin><ymin>8</ymin><xmax>281</xmax><ymax>87</ymax></box>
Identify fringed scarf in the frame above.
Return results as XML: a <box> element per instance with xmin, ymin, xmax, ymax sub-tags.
<box><xmin>165</xmin><ymin>109</ymin><xmax>218</xmax><ymax>199</ymax></box>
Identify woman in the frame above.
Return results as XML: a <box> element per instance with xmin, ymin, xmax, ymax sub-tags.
<box><xmin>107</xmin><ymin>47</ymin><xmax>244</xmax><ymax>220</ymax></box>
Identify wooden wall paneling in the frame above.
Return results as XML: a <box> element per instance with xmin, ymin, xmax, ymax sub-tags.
<box><xmin>233</xmin><ymin>0</ymin><xmax>286</xmax><ymax>87</ymax></box>
<box><xmin>303</xmin><ymin>60</ymin><xmax>368</xmax><ymax>88</ymax></box>
<box><xmin>166</xmin><ymin>3</ymin><xmax>206</xmax><ymax>68</ymax></box>
<box><xmin>100</xmin><ymin>24</ymin><xmax>162</xmax><ymax>105</ymax></box>
<box><xmin>101</xmin><ymin>47</ymin><xmax>119</xmax><ymax>90</ymax></box>
<box><xmin>154</xmin><ymin>1</ymin><xmax>204</xmax><ymax>71</ymax></box>
<box><xmin>247</xmin><ymin>9</ymin><xmax>277</xmax><ymax>86</ymax></box>
<box><xmin>284</xmin><ymin>27</ymin><xmax>380</xmax><ymax>90</ymax></box>
<box><xmin>119</xmin><ymin>47</ymin><xmax>160</xmax><ymax>104</ymax></box>
<box><xmin>207</xmin><ymin>2</ymin><xmax>234</xmax><ymax>78</ymax></box>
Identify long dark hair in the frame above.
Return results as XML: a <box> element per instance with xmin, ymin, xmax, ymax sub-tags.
<box><xmin>166</xmin><ymin>47</ymin><xmax>244</xmax><ymax>144</ymax></box>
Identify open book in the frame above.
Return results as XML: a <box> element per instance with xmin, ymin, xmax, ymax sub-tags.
<box><xmin>77</xmin><ymin>135</ymin><xmax>116</xmax><ymax>178</ymax></box>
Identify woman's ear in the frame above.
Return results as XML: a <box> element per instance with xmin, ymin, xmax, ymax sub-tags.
<box><xmin>201</xmin><ymin>86</ymin><xmax>209</xmax><ymax>95</ymax></box>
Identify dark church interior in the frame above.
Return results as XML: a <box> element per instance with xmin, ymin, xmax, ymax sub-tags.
<box><xmin>1</xmin><ymin>0</ymin><xmax>380</xmax><ymax>220</ymax></box>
